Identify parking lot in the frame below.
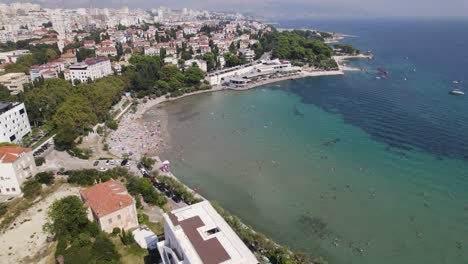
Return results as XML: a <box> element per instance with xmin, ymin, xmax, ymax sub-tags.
<box><xmin>37</xmin><ymin>149</ymin><xmax>188</xmax><ymax>210</ymax></box>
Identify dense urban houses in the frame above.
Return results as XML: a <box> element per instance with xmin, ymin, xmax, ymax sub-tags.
<box><xmin>0</xmin><ymin>146</ymin><xmax>37</xmax><ymax>196</ymax></box>
<box><xmin>95</xmin><ymin>47</ymin><xmax>118</xmax><ymax>57</ymax></box>
<box><xmin>157</xmin><ymin>201</ymin><xmax>259</xmax><ymax>264</ymax></box>
<box><xmin>64</xmin><ymin>57</ymin><xmax>112</xmax><ymax>85</ymax></box>
<box><xmin>60</xmin><ymin>49</ymin><xmax>78</xmax><ymax>65</ymax></box>
<box><xmin>0</xmin><ymin>73</ymin><xmax>29</xmax><ymax>95</ymax></box>
<box><xmin>29</xmin><ymin>63</ymin><xmax>61</xmax><ymax>81</ymax></box>
<box><xmin>0</xmin><ymin>102</ymin><xmax>32</xmax><ymax>143</ymax></box>
<box><xmin>80</xmin><ymin>179</ymin><xmax>139</xmax><ymax>233</ymax></box>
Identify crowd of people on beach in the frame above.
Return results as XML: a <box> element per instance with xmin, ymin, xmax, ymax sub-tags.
<box><xmin>108</xmin><ymin>109</ymin><xmax>166</xmax><ymax>158</ymax></box>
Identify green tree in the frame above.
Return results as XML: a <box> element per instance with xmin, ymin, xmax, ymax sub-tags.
<box><xmin>44</xmin><ymin>196</ymin><xmax>89</xmax><ymax>238</ymax></box>
<box><xmin>0</xmin><ymin>85</ymin><xmax>15</xmax><ymax>102</ymax></box>
<box><xmin>35</xmin><ymin>171</ymin><xmax>54</xmax><ymax>185</ymax></box>
<box><xmin>22</xmin><ymin>180</ymin><xmax>42</xmax><ymax>199</ymax></box>
<box><xmin>184</xmin><ymin>66</ymin><xmax>205</xmax><ymax>85</ymax></box>
<box><xmin>23</xmin><ymin>78</ymin><xmax>72</xmax><ymax>125</ymax></box>
<box><xmin>203</xmin><ymin>52</ymin><xmax>216</xmax><ymax>71</ymax></box>
<box><xmin>53</xmin><ymin>95</ymin><xmax>98</xmax><ymax>134</ymax></box>
<box><xmin>106</xmin><ymin>120</ymin><xmax>118</xmax><ymax>130</ymax></box>
<box><xmin>141</xmin><ymin>156</ymin><xmax>156</xmax><ymax>168</ymax></box>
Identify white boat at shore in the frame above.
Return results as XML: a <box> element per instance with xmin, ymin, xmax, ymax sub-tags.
<box><xmin>450</xmin><ymin>89</ymin><xmax>464</xmax><ymax>95</ymax></box>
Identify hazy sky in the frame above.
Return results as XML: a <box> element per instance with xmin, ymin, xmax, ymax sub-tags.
<box><xmin>5</xmin><ymin>0</ymin><xmax>468</xmax><ymax>17</ymax></box>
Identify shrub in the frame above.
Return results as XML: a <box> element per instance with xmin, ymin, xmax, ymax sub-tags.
<box><xmin>111</xmin><ymin>227</ymin><xmax>121</xmax><ymax>236</ymax></box>
<box><xmin>120</xmin><ymin>228</ymin><xmax>134</xmax><ymax>246</ymax></box>
<box><xmin>34</xmin><ymin>157</ymin><xmax>46</xmax><ymax>166</ymax></box>
<box><xmin>0</xmin><ymin>203</ymin><xmax>7</xmax><ymax>218</ymax></box>
<box><xmin>35</xmin><ymin>171</ymin><xmax>54</xmax><ymax>185</ymax></box>
<box><xmin>135</xmin><ymin>194</ymin><xmax>142</xmax><ymax>209</ymax></box>
<box><xmin>105</xmin><ymin>120</ymin><xmax>118</xmax><ymax>130</ymax></box>
<box><xmin>126</xmin><ymin>177</ymin><xmax>166</xmax><ymax>207</ymax></box>
<box><xmin>140</xmin><ymin>156</ymin><xmax>155</xmax><ymax>168</ymax></box>
<box><xmin>22</xmin><ymin>180</ymin><xmax>42</xmax><ymax>199</ymax></box>
<box><xmin>96</xmin><ymin>125</ymin><xmax>104</xmax><ymax>135</ymax></box>
<box><xmin>67</xmin><ymin>147</ymin><xmax>91</xmax><ymax>160</ymax></box>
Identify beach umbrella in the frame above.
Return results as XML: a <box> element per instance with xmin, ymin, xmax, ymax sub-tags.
<box><xmin>162</xmin><ymin>160</ymin><xmax>170</xmax><ymax>165</ymax></box>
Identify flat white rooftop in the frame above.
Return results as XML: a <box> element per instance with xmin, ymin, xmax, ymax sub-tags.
<box><xmin>165</xmin><ymin>201</ymin><xmax>258</xmax><ymax>264</ymax></box>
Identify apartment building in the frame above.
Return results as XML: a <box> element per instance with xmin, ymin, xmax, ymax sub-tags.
<box><xmin>157</xmin><ymin>201</ymin><xmax>258</xmax><ymax>264</ymax></box>
<box><xmin>0</xmin><ymin>146</ymin><xmax>37</xmax><ymax>196</ymax></box>
<box><xmin>64</xmin><ymin>57</ymin><xmax>112</xmax><ymax>85</ymax></box>
<box><xmin>0</xmin><ymin>102</ymin><xmax>32</xmax><ymax>143</ymax></box>
<box><xmin>0</xmin><ymin>72</ymin><xmax>29</xmax><ymax>95</ymax></box>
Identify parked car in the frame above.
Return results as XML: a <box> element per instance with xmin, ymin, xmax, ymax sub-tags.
<box><xmin>109</xmin><ymin>160</ymin><xmax>115</xmax><ymax>165</ymax></box>
<box><xmin>99</xmin><ymin>167</ymin><xmax>108</xmax><ymax>172</ymax></box>
<box><xmin>172</xmin><ymin>195</ymin><xmax>182</xmax><ymax>203</ymax></box>
<box><xmin>165</xmin><ymin>190</ymin><xmax>174</xmax><ymax>198</ymax></box>
<box><xmin>93</xmin><ymin>160</ymin><xmax>99</xmax><ymax>166</ymax></box>
<box><xmin>156</xmin><ymin>184</ymin><xmax>166</xmax><ymax>193</ymax></box>
<box><xmin>105</xmin><ymin>160</ymin><xmax>110</xmax><ymax>166</ymax></box>
<box><xmin>121</xmin><ymin>159</ymin><xmax>128</xmax><ymax>166</ymax></box>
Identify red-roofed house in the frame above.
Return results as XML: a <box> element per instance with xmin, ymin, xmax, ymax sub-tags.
<box><xmin>60</xmin><ymin>49</ymin><xmax>78</xmax><ymax>65</ymax></box>
<box><xmin>0</xmin><ymin>146</ymin><xmax>37</xmax><ymax>195</ymax></box>
<box><xmin>96</xmin><ymin>47</ymin><xmax>117</xmax><ymax>57</ymax></box>
<box><xmin>83</xmin><ymin>40</ymin><xmax>96</xmax><ymax>49</ymax></box>
<box><xmin>80</xmin><ymin>179</ymin><xmax>138</xmax><ymax>232</ymax></box>
<box><xmin>99</xmin><ymin>40</ymin><xmax>116</xmax><ymax>48</ymax></box>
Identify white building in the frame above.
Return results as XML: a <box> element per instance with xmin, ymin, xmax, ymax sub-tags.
<box><xmin>0</xmin><ymin>102</ymin><xmax>32</xmax><ymax>143</ymax></box>
<box><xmin>144</xmin><ymin>46</ymin><xmax>160</xmax><ymax>56</ymax></box>
<box><xmin>64</xmin><ymin>57</ymin><xmax>112</xmax><ymax>85</ymax></box>
<box><xmin>0</xmin><ymin>73</ymin><xmax>29</xmax><ymax>95</ymax></box>
<box><xmin>157</xmin><ymin>201</ymin><xmax>258</xmax><ymax>264</ymax></box>
<box><xmin>0</xmin><ymin>50</ymin><xmax>31</xmax><ymax>64</ymax></box>
<box><xmin>132</xmin><ymin>226</ymin><xmax>158</xmax><ymax>249</ymax></box>
<box><xmin>0</xmin><ymin>146</ymin><xmax>37</xmax><ymax>196</ymax></box>
<box><xmin>185</xmin><ymin>59</ymin><xmax>207</xmax><ymax>72</ymax></box>
<box><xmin>96</xmin><ymin>47</ymin><xmax>118</xmax><ymax>57</ymax></box>
<box><xmin>206</xmin><ymin>59</ymin><xmax>293</xmax><ymax>86</ymax></box>
<box><xmin>238</xmin><ymin>48</ymin><xmax>255</xmax><ymax>62</ymax></box>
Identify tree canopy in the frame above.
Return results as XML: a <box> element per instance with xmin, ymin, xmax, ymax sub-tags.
<box><xmin>258</xmin><ymin>30</ymin><xmax>339</xmax><ymax>70</ymax></box>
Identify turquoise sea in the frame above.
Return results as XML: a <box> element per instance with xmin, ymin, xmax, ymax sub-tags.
<box><xmin>161</xmin><ymin>18</ymin><xmax>468</xmax><ymax>263</ymax></box>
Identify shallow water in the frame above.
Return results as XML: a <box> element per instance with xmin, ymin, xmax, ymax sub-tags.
<box><xmin>161</xmin><ymin>18</ymin><xmax>468</xmax><ymax>263</ymax></box>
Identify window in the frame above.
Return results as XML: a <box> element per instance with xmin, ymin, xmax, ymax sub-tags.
<box><xmin>206</xmin><ymin>227</ymin><xmax>220</xmax><ymax>235</ymax></box>
<box><xmin>117</xmin><ymin>215</ymin><xmax>121</xmax><ymax>220</ymax></box>
<box><xmin>108</xmin><ymin>218</ymin><xmax>112</xmax><ymax>224</ymax></box>
<box><xmin>9</xmin><ymin>135</ymin><xmax>16</xmax><ymax>142</ymax></box>
<box><xmin>6</xmin><ymin>188</ymin><xmax>9</xmax><ymax>192</ymax></box>
<box><xmin>12</xmin><ymin>188</ymin><xmax>15</xmax><ymax>191</ymax></box>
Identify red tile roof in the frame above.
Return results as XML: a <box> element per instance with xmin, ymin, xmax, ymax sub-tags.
<box><xmin>0</xmin><ymin>146</ymin><xmax>31</xmax><ymax>163</ymax></box>
<box><xmin>80</xmin><ymin>179</ymin><xmax>134</xmax><ymax>218</ymax></box>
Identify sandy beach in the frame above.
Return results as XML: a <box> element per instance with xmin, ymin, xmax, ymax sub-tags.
<box><xmin>107</xmin><ymin>55</ymin><xmax>368</xmax><ymax>159</ymax></box>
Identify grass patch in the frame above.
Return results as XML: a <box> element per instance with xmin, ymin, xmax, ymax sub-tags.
<box><xmin>137</xmin><ymin>211</ymin><xmax>165</xmax><ymax>236</ymax></box>
<box><xmin>31</xmin><ymin>131</ymin><xmax>56</xmax><ymax>150</ymax></box>
<box><xmin>111</xmin><ymin>236</ymin><xmax>147</xmax><ymax>264</ymax></box>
